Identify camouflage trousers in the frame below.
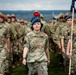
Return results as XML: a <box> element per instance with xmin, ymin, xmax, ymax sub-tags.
<box><xmin>0</xmin><ymin>48</ymin><xmax>8</xmax><ymax>75</ymax></box>
<box><xmin>62</xmin><ymin>53</ymin><xmax>69</xmax><ymax>74</ymax></box>
<box><xmin>71</xmin><ymin>49</ymin><xmax>76</xmax><ymax>75</ymax></box>
<box><xmin>27</xmin><ymin>62</ymin><xmax>48</xmax><ymax>75</ymax></box>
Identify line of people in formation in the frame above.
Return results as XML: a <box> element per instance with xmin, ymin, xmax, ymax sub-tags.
<box><xmin>0</xmin><ymin>10</ymin><xmax>76</xmax><ymax>75</ymax></box>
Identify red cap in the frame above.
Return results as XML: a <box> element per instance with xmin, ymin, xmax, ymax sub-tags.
<box><xmin>0</xmin><ymin>15</ymin><xmax>5</xmax><ymax>19</ymax></box>
<box><xmin>33</xmin><ymin>11</ymin><xmax>40</xmax><ymax>17</ymax></box>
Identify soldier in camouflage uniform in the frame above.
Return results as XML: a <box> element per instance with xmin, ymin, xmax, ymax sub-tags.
<box><xmin>5</xmin><ymin>14</ymin><xmax>13</xmax><ymax>74</ymax></box>
<box><xmin>6</xmin><ymin>14</ymin><xmax>24</xmax><ymax>68</ymax></box>
<box><xmin>47</xmin><ymin>15</ymin><xmax>63</xmax><ymax>61</ymax></box>
<box><xmin>59</xmin><ymin>16</ymin><xmax>72</xmax><ymax>74</ymax></box>
<box><xmin>66</xmin><ymin>25</ymin><xmax>76</xmax><ymax>75</ymax></box>
<box><xmin>11</xmin><ymin>14</ymin><xmax>27</xmax><ymax>68</ymax></box>
<box><xmin>48</xmin><ymin>13</ymin><xmax>65</xmax><ymax>50</ymax></box>
<box><xmin>48</xmin><ymin>13</ymin><xmax>68</xmax><ymax>69</ymax></box>
<box><xmin>0</xmin><ymin>12</ymin><xmax>10</xmax><ymax>75</ymax></box>
<box><xmin>7</xmin><ymin>14</ymin><xmax>18</xmax><ymax>68</ymax></box>
<box><xmin>22</xmin><ymin>16</ymin><xmax>50</xmax><ymax>75</ymax></box>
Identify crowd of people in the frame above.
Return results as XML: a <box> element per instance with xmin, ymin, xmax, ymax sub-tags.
<box><xmin>0</xmin><ymin>10</ymin><xmax>76</xmax><ymax>75</ymax></box>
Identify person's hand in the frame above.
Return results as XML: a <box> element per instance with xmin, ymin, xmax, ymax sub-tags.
<box><xmin>59</xmin><ymin>45</ymin><xmax>61</xmax><ymax>49</ymax></box>
<box><xmin>66</xmin><ymin>52</ymin><xmax>72</xmax><ymax>59</ymax></box>
<box><xmin>13</xmin><ymin>45</ymin><xmax>17</xmax><ymax>49</ymax></box>
<box><xmin>62</xmin><ymin>48</ymin><xmax>65</xmax><ymax>53</ymax></box>
<box><xmin>7</xmin><ymin>49</ymin><xmax>11</xmax><ymax>53</ymax></box>
<box><xmin>22</xmin><ymin>59</ymin><xmax>26</xmax><ymax>65</ymax></box>
<box><xmin>47</xmin><ymin>59</ymin><xmax>50</xmax><ymax>65</ymax></box>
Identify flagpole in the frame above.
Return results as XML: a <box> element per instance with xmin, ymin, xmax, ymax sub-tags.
<box><xmin>69</xmin><ymin>7</ymin><xmax>74</xmax><ymax>75</ymax></box>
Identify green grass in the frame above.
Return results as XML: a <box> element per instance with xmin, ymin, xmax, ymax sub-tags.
<box><xmin>48</xmin><ymin>51</ymin><xmax>66</xmax><ymax>75</ymax></box>
<box><xmin>11</xmin><ymin>65</ymin><xmax>27</xmax><ymax>75</ymax></box>
<box><xmin>11</xmin><ymin>51</ymin><xmax>66</xmax><ymax>75</ymax></box>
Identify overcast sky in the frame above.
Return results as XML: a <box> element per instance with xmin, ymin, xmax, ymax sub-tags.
<box><xmin>0</xmin><ymin>0</ymin><xmax>72</xmax><ymax>10</ymax></box>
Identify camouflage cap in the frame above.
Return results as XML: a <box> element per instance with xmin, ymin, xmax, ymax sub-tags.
<box><xmin>57</xmin><ymin>13</ymin><xmax>64</xmax><ymax>19</ymax></box>
<box><xmin>6</xmin><ymin>14</ymin><xmax>11</xmax><ymax>18</ymax></box>
<box><xmin>11</xmin><ymin>14</ymin><xmax>16</xmax><ymax>18</ymax></box>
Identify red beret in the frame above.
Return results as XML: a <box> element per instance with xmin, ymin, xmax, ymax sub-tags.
<box><xmin>33</xmin><ymin>11</ymin><xmax>40</xmax><ymax>17</ymax></box>
<box><xmin>0</xmin><ymin>15</ymin><xmax>5</xmax><ymax>19</ymax></box>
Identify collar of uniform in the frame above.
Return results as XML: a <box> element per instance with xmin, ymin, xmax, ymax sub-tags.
<box><xmin>33</xmin><ymin>30</ymin><xmax>40</xmax><ymax>34</ymax></box>
<box><xmin>32</xmin><ymin>31</ymin><xmax>45</xmax><ymax>37</ymax></box>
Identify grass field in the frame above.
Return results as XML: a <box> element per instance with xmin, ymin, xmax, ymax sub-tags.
<box><xmin>11</xmin><ymin>51</ymin><xmax>66</xmax><ymax>75</ymax></box>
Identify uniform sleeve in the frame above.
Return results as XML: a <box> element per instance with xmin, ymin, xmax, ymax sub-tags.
<box><xmin>4</xmin><ymin>27</ymin><xmax>10</xmax><ymax>38</ymax></box>
<box><xmin>58</xmin><ymin>27</ymin><xmax>64</xmax><ymax>39</ymax></box>
<box><xmin>24</xmin><ymin>36</ymin><xmax>29</xmax><ymax>48</ymax></box>
<box><xmin>45</xmin><ymin>35</ymin><xmax>49</xmax><ymax>49</ymax></box>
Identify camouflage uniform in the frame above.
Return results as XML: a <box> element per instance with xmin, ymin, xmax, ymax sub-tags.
<box><xmin>55</xmin><ymin>22</ymin><xmax>66</xmax><ymax>49</ymax></box>
<box><xmin>16</xmin><ymin>22</ymin><xmax>31</xmax><ymax>66</ymax></box>
<box><xmin>70</xmin><ymin>25</ymin><xmax>76</xmax><ymax>75</ymax></box>
<box><xmin>5</xmin><ymin>14</ymin><xmax>13</xmax><ymax>74</ymax></box>
<box><xmin>0</xmin><ymin>12</ymin><xmax>10</xmax><ymax>75</ymax></box>
<box><xmin>24</xmin><ymin>31</ymin><xmax>49</xmax><ymax>75</ymax></box>
<box><xmin>59</xmin><ymin>24</ymin><xmax>71</xmax><ymax>73</ymax></box>
<box><xmin>48</xmin><ymin>20</ymin><xmax>61</xmax><ymax>53</ymax></box>
<box><xmin>0</xmin><ymin>22</ymin><xmax>9</xmax><ymax>75</ymax></box>
<box><xmin>10</xmin><ymin>14</ymin><xmax>22</xmax><ymax>68</ymax></box>
<box><xmin>7</xmin><ymin>17</ymin><xmax>18</xmax><ymax>68</ymax></box>
<box><xmin>19</xmin><ymin>21</ymin><xmax>31</xmax><ymax>50</ymax></box>
<box><xmin>48</xmin><ymin>21</ymin><xmax>66</xmax><ymax>69</ymax></box>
